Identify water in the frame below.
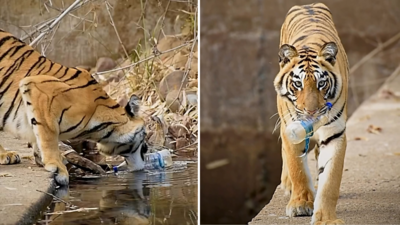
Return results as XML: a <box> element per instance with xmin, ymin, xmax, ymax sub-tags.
<box><xmin>37</xmin><ymin>161</ymin><xmax>197</xmax><ymax>225</ymax></box>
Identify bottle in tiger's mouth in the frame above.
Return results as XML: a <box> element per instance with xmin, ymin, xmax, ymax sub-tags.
<box><xmin>285</xmin><ymin>102</ymin><xmax>333</xmax><ymax>144</ymax></box>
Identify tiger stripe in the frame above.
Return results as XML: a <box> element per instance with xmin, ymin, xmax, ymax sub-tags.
<box><xmin>274</xmin><ymin>3</ymin><xmax>348</xmax><ymax>224</ymax></box>
<box><xmin>0</xmin><ymin>29</ymin><xmax>148</xmax><ymax>186</ymax></box>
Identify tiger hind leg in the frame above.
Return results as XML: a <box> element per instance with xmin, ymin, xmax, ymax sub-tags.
<box><xmin>19</xmin><ymin>77</ymin><xmax>69</xmax><ymax>185</ymax></box>
<box><xmin>0</xmin><ymin>145</ymin><xmax>21</xmax><ymax>165</ymax></box>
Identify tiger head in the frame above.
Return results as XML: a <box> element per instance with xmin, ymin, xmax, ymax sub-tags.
<box><xmin>96</xmin><ymin>94</ymin><xmax>148</xmax><ymax>171</ymax></box>
<box><xmin>274</xmin><ymin>42</ymin><xmax>341</xmax><ymax>119</ymax></box>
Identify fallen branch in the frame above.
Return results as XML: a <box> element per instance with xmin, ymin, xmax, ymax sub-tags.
<box><xmin>59</xmin><ymin>143</ymin><xmax>106</xmax><ymax>175</ymax></box>
<box><xmin>93</xmin><ymin>40</ymin><xmax>195</xmax><ymax>76</ymax></box>
<box><xmin>349</xmin><ymin>31</ymin><xmax>400</xmax><ymax>105</ymax></box>
<box><xmin>36</xmin><ymin>189</ymin><xmax>77</xmax><ymax>209</ymax></box>
<box><xmin>349</xmin><ymin>31</ymin><xmax>400</xmax><ymax>75</ymax></box>
<box><xmin>44</xmin><ymin>207</ymin><xmax>98</xmax><ymax>215</ymax></box>
<box><xmin>29</xmin><ymin>0</ymin><xmax>86</xmax><ymax>46</ymax></box>
<box><xmin>105</xmin><ymin>1</ymin><xmax>130</xmax><ymax>59</ymax></box>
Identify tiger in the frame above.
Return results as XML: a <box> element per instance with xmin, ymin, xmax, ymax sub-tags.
<box><xmin>0</xmin><ymin>29</ymin><xmax>148</xmax><ymax>186</ymax></box>
<box><xmin>273</xmin><ymin>3</ymin><xmax>348</xmax><ymax>225</ymax></box>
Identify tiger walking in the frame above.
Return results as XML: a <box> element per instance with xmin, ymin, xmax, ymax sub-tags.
<box><xmin>274</xmin><ymin>3</ymin><xmax>348</xmax><ymax>224</ymax></box>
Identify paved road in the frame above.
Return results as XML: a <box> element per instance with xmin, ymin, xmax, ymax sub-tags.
<box><xmin>250</xmin><ymin>76</ymin><xmax>400</xmax><ymax>225</ymax></box>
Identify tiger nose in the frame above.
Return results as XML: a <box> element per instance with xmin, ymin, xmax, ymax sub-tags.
<box><xmin>305</xmin><ymin>108</ymin><xmax>317</xmax><ymax>115</ymax></box>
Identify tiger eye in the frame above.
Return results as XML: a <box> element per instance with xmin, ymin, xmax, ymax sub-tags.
<box><xmin>293</xmin><ymin>81</ymin><xmax>302</xmax><ymax>88</ymax></box>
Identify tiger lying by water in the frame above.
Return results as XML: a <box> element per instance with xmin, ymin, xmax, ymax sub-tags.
<box><xmin>0</xmin><ymin>29</ymin><xmax>148</xmax><ymax>185</ymax></box>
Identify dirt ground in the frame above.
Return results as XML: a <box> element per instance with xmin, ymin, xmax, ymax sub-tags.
<box><xmin>0</xmin><ymin>132</ymin><xmax>54</xmax><ymax>225</ymax></box>
<box><xmin>249</xmin><ymin>76</ymin><xmax>400</xmax><ymax>224</ymax></box>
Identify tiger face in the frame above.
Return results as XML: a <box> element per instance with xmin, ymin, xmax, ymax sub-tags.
<box><xmin>95</xmin><ymin>94</ymin><xmax>148</xmax><ymax>171</ymax></box>
<box><xmin>274</xmin><ymin>42</ymin><xmax>341</xmax><ymax>120</ymax></box>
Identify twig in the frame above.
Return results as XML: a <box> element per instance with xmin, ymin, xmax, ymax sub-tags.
<box><xmin>349</xmin><ymin>31</ymin><xmax>400</xmax><ymax>105</ymax></box>
<box><xmin>349</xmin><ymin>31</ymin><xmax>400</xmax><ymax>75</ymax></box>
<box><xmin>157</xmin><ymin>0</ymin><xmax>171</xmax><ymax>42</ymax></box>
<box><xmin>175</xmin><ymin>141</ymin><xmax>198</xmax><ymax>151</ymax></box>
<box><xmin>94</xmin><ymin>40</ymin><xmax>194</xmax><ymax>76</ymax></box>
<box><xmin>166</xmin><ymin>7</ymin><xmax>197</xmax><ymax>110</ymax></box>
<box><xmin>40</xmin><ymin>20</ymin><xmax>61</xmax><ymax>55</ymax></box>
<box><xmin>104</xmin><ymin>1</ymin><xmax>130</xmax><ymax>59</ymax></box>
<box><xmin>36</xmin><ymin>189</ymin><xmax>76</xmax><ymax>208</ymax></box>
<box><xmin>44</xmin><ymin>207</ymin><xmax>98</xmax><ymax>215</ymax></box>
<box><xmin>22</xmin><ymin>0</ymin><xmax>92</xmax><ymax>42</ymax></box>
<box><xmin>383</xmin><ymin>63</ymin><xmax>400</xmax><ymax>86</ymax></box>
<box><xmin>30</xmin><ymin>0</ymin><xmax>84</xmax><ymax>46</ymax></box>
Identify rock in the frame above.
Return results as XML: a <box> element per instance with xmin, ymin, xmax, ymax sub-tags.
<box><xmin>168</xmin><ymin>123</ymin><xmax>189</xmax><ymax>139</ymax></box>
<box><xmin>186</xmin><ymin>90</ymin><xmax>197</xmax><ymax>106</ymax></box>
<box><xmin>165</xmin><ymin>136</ymin><xmax>176</xmax><ymax>150</ymax></box>
<box><xmin>158</xmin><ymin>70</ymin><xmax>188</xmax><ymax>101</ymax></box>
<box><xmin>95</xmin><ymin>57</ymin><xmax>117</xmax><ymax>73</ymax></box>
<box><xmin>165</xmin><ymin>89</ymin><xmax>183</xmax><ymax>112</ymax></box>
<box><xmin>176</xmin><ymin>137</ymin><xmax>189</xmax><ymax>149</ymax></box>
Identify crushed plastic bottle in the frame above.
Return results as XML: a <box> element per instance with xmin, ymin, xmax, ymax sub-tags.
<box><xmin>284</xmin><ymin>102</ymin><xmax>332</xmax><ymax>144</ymax></box>
<box><xmin>144</xmin><ymin>149</ymin><xmax>173</xmax><ymax>170</ymax></box>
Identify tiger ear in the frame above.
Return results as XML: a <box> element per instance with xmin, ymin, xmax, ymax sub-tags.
<box><xmin>319</xmin><ymin>42</ymin><xmax>338</xmax><ymax>66</ymax></box>
<box><xmin>279</xmin><ymin>44</ymin><xmax>298</xmax><ymax>67</ymax></box>
<box><xmin>125</xmin><ymin>94</ymin><xmax>141</xmax><ymax>118</ymax></box>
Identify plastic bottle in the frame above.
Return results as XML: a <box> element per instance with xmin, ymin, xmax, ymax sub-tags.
<box><xmin>284</xmin><ymin>102</ymin><xmax>333</xmax><ymax>144</ymax></box>
<box><xmin>144</xmin><ymin>149</ymin><xmax>173</xmax><ymax>170</ymax></box>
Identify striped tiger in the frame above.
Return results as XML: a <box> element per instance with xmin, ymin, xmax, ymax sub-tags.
<box><xmin>274</xmin><ymin>3</ymin><xmax>348</xmax><ymax>225</ymax></box>
<box><xmin>0</xmin><ymin>29</ymin><xmax>148</xmax><ymax>186</ymax></box>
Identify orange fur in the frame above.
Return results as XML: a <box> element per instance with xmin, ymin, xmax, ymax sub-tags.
<box><xmin>0</xmin><ymin>30</ymin><xmax>148</xmax><ymax>185</ymax></box>
<box><xmin>274</xmin><ymin>3</ymin><xmax>348</xmax><ymax>224</ymax></box>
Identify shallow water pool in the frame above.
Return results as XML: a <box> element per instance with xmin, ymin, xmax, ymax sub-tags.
<box><xmin>37</xmin><ymin>161</ymin><xmax>198</xmax><ymax>225</ymax></box>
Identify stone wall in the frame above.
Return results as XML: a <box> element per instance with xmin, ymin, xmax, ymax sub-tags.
<box><xmin>0</xmin><ymin>0</ymin><xmax>192</xmax><ymax>67</ymax></box>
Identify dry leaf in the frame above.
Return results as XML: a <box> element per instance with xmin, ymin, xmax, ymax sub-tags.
<box><xmin>367</xmin><ymin>125</ymin><xmax>382</xmax><ymax>134</ymax></box>
<box><xmin>206</xmin><ymin>159</ymin><xmax>229</xmax><ymax>170</ymax></box>
<box><xmin>354</xmin><ymin>136</ymin><xmax>368</xmax><ymax>141</ymax></box>
<box><xmin>0</xmin><ymin>173</ymin><xmax>12</xmax><ymax>177</ymax></box>
<box><xmin>379</xmin><ymin>89</ymin><xmax>400</xmax><ymax>99</ymax></box>
<box><xmin>358</xmin><ymin>115</ymin><xmax>370</xmax><ymax>122</ymax></box>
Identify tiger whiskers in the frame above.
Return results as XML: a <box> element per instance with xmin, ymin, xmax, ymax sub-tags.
<box><xmin>273</xmin><ymin>112</ymin><xmax>293</xmax><ymax>135</ymax></box>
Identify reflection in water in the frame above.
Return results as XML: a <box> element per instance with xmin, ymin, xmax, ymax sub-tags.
<box><xmin>38</xmin><ymin>163</ymin><xmax>197</xmax><ymax>225</ymax></box>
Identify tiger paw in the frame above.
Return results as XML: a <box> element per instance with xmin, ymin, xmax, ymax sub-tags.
<box><xmin>312</xmin><ymin>211</ymin><xmax>344</xmax><ymax>225</ymax></box>
<box><xmin>286</xmin><ymin>189</ymin><xmax>314</xmax><ymax>217</ymax></box>
<box><xmin>44</xmin><ymin>161</ymin><xmax>69</xmax><ymax>186</ymax></box>
<box><xmin>0</xmin><ymin>151</ymin><xmax>21</xmax><ymax>164</ymax></box>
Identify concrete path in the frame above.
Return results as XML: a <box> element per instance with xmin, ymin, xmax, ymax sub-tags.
<box><xmin>250</xmin><ymin>75</ymin><xmax>400</xmax><ymax>225</ymax></box>
<box><xmin>0</xmin><ymin>132</ymin><xmax>54</xmax><ymax>225</ymax></box>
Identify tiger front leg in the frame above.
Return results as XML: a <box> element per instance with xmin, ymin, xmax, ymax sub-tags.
<box><xmin>19</xmin><ymin>77</ymin><xmax>69</xmax><ymax>185</ymax></box>
<box><xmin>0</xmin><ymin>145</ymin><xmax>20</xmax><ymax>165</ymax></box>
<box><xmin>311</xmin><ymin>133</ymin><xmax>346</xmax><ymax>225</ymax></box>
<box><xmin>281</xmin><ymin>125</ymin><xmax>315</xmax><ymax>217</ymax></box>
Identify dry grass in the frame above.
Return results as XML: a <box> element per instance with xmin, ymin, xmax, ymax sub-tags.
<box><xmin>92</xmin><ymin>0</ymin><xmax>198</xmax><ymax>156</ymax></box>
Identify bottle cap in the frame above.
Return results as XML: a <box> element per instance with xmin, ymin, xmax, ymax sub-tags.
<box><xmin>326</xmin><ymin>102</ymin><xmax>332</xmax><ymax>109</ymax></box>
<box><xmin>113</xmin><ymin>166</ymin><xmax>118</xmax><ymax>173</ymax></box>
